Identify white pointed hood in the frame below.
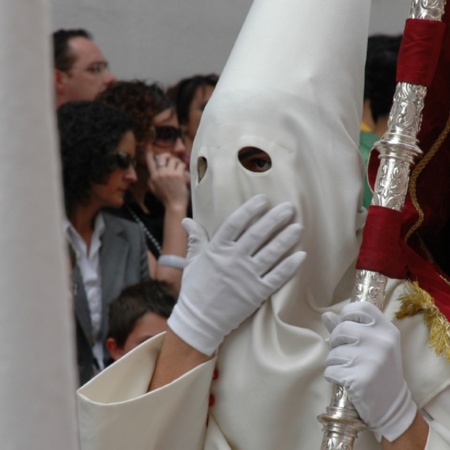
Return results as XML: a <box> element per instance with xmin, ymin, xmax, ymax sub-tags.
<box><xmin>189</xmin><ymin>0</ymin><xmax>374</xmax><ymax>448</ymax></box>
<box><xmin>191</xmin><ymin>0</ymin><xmax>368</xmax><ymax>315</ymax></box>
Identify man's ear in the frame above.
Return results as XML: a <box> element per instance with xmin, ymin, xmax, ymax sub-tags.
<box><xmin>105</xmin><ymin>337</ymin><xmax>125</xmax><ymax>361</ymax></box>
<box><xmin>54</xmin><ymin>69</ymin><xmax>67</xmax><ymax>96</ymax></box>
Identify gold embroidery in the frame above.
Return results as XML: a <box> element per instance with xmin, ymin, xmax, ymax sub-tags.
<box><xmin>405</xmin><ymin>112</ymin><xmax>450</xmax><ymax>243</ymax></box>
<box><xmin>397</xmin><ymin>281</ymin><xmax>450</xmax><ymax>362</ymax></box>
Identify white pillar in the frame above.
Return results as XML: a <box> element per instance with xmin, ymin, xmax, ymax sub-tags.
<box><xmin>0</xmin><ymin>0</ymin><xmax>79</xmax><ymax>448</ymax></box>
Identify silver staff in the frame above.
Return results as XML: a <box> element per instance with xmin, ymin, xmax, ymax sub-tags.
<box><xmin>317</xmin><ymin>0</ymin><xmax>447</xmax><ymax>448</ymax></box>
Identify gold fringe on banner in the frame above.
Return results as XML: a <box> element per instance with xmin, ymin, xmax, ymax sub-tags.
<box><xmin>396</xmin><ymin>281</ymin><xmax>450</xmax><ymax>362</ymax></box>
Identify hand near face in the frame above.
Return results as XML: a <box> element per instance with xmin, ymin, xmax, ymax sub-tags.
<box><xmin>168</xmin><ymin>195</ymin><xmax>306</xmax><ymax>356</ymax></box>
<box><xmin>146</xmin><ymin>151</ymin><xmax>190</xmax><ymax>211</ymax></box>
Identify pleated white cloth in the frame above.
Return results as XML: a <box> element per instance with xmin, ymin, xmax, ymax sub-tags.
<box><xmin>0</xmin><ymin>1</ymin><xmax>79</xmax><ymax>449</ymax></box>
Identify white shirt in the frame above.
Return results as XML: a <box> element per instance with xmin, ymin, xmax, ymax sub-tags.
<box><xmin>64</xmin><ymin>213</ymin><xmax>106</xmax><ymax>369</ymax></box>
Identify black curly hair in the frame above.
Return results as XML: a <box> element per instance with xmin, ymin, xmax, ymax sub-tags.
<box><xmin>166</xmin><ymin>74</ymin><xmax>219</xmax><ymax>125</ymax></box>
<box><xmin>96</xmin><ymin>80</ymin><xmax>172</xmax><ymax>144</ymax></box>
<box><xmin>57</xmin><ymin>101</ymin><xmax>135</xmax><ymax>215</ymax></box>
<box><xmin>364</xmin><ymin>35</ymin><xmax>402</xmax><ymax>122</ymax></box>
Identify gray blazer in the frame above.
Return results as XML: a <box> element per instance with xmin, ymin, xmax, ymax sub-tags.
<box><xmin>72</xmin><ymin>211</ymin><xmax>150</xmax><ymax>385</ymax></box>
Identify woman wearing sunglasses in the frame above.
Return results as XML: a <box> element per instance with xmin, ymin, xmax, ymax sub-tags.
<box><xmin>167</xmin><ymin>73</ymin><xmax>219</xmax><ymax>158</ymax></box>
<box><xmin>97</xmin><ymin>80</ymin><xmax>189</xmax><ymax>293</ymax></box>
<box><xmin>58</xmin><ymin>101</ymin><xmax>150</xmax><ymax>385</ymax></box>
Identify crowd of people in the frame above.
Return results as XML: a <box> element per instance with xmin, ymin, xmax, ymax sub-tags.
<box><xmin>53</xmin><ymin>28</ymin><xmax>219</xmax><ymax>385</ymax></box>
<box><xmin>49</xmin><ymin>0</ymin><xmax>450</xmax><ymax>447</ymax></box>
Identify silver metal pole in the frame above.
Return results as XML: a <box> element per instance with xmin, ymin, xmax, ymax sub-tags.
<box><xmin>317</xmin><ymin>1</ymin><xmax>447</xmax><ymax>448</ymax></box>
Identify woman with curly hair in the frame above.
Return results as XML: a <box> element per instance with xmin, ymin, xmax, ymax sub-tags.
<box><xmin>97</xmin><ymin>80</ymin><xmax>189</xmax><ymax>293</ymax></box>
<box><xmin>58</xmin><ymin>101</ymin><xmax>150</xmax><ymax>385</ymax></box>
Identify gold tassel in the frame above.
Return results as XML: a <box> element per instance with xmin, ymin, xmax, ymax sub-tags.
<box><xmin>396</xmin><ymin>281</ymin><xmax>450</xmax><ymax>362</ymax></box>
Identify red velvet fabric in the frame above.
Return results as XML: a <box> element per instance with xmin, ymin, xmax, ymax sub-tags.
<box><xmin>397</xmin><ymin>19</ymin><xmax>446</xmax><ymax>87</ymax></box>
<box><xmin>363</xmin><ymin>9</ymin><xmax>450</xmax><ymax>322</ymax></box>
<box><xmin>357</xmin><ymin>207</ymin><xmax>407</xmax><ymax>279</ymax></box>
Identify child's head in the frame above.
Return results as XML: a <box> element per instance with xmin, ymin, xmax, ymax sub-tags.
<box><xmin>106</xmin><ymin>280</ymin><xmax>176</xmax><ymax>361</ymax></box>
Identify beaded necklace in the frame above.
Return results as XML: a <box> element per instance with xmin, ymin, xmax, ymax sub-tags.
<box><xmin>126</xmin><ymin>205</ymin><xmax>162</xmax><ymax>255</ymax></box>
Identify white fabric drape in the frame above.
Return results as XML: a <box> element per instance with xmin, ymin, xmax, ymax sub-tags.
<box><xmin>0</xmin><ymin>1</ymin><xmax>79</xmax><ymax>448</ymax></box>
<box><xmin>190</xmin><ymin>0</ymin><xmax>369</xmax><ymax>444</ymax></box>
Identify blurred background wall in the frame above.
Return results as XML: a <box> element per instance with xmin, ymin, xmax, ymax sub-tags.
<box><xmin>50</xmin><ymin>0</ymin><xmax>411</xmax><ymax>87</ymax></box>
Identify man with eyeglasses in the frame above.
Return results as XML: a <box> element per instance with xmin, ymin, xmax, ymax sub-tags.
<box><xmin>53</xmin><ymin>29</ymin><xmax>116</xmax><ymax>107</ymax></box>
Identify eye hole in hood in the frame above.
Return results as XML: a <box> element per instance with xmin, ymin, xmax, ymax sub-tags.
<box><xmin>197</xmin><ymin>156</ymin><xmax>208</xmax><ymax>182</ymax></box>
<box><xmin>238</xmin><ymin>147</ymin><xmax>272</xmax><ymax>173</ymax></box>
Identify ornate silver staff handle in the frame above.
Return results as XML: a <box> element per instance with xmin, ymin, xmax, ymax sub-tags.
<box><xmin>317</xmin><ymin>1</ymin><xmax>447</xmax><ymax>448</ymax></box>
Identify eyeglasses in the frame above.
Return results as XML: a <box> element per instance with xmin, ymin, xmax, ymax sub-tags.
<box><xmin>152</xmin><ymin>126</ymin><xmax>183</xmax><ymax>148</ymax></box>
<box><xmin>85</xmin><ymin>62</ymin><xmax>110</xmax><ymax>75</ymax></box>
<box><xmin>66</xmin><ymin>61</ymin><xmax>110</xmax><ymax>76</ymax></box>
<box><xmin>60</xmin><ymin>61</ymin><xmax>109</xmax><ymax>77</ymax></box>
<box><xmin>114</xmin><ymin>151</ymin><xmax>137</xmax><ymax>170</ymax></box>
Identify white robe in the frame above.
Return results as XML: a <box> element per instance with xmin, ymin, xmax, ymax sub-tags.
<box><xmin>77</xmin><ymin>280</ymin><xmax>450</xmax><ymax>449</ymax></box>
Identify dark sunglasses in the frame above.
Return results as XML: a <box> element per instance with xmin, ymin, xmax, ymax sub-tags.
<box><xmin>114</xmin><ymin>151</ymin><xmax>137</xmax><ymax>170</ymax></box>
<box><xmin>152</xmin><ymin>126</ymin><xmax>183</xmax><ymax>148</ymax></box>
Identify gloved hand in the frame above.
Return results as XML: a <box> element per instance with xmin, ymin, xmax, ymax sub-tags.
<box><xmin>168</xmin><ymin>194</ymin><xmax>306</xmax><ymax>356</ymax></box>
<box><xmin>322</xmin><ymin>302</ymin><xmax>417</xmax><ymax>442</ymax></box>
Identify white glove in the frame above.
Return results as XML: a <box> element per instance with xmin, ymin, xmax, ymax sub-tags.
<box><xmin>322</xmin><ymin>302</ymin><xmax>417</xmax><ymax>442</ymax></box>
<box><xmin>168</xmin><ymin>194</ymin><xmax>306</xmax><ymax>356</ymax></box>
